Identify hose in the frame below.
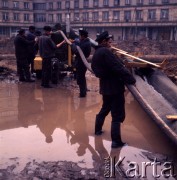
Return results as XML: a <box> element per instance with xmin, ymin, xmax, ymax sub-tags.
<box><xmin>58</xmin><ymin>30</ymin><xmax>93</xmax><ymax>73</ymax></box>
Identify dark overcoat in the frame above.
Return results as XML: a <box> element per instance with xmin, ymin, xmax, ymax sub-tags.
<box><xmin>91</xmin><ymin>45</ymin><xmax>136</xmax><ymax>95</ymax></box>
<box><xmin>14</xmin><ymin>34</ymin><xmax>33</xmax><ymax>61</ymax></box>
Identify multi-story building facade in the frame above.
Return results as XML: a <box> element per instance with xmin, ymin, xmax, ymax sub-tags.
<box><xmin>0</xmin><ymin>0</ymin><xmax>177</xmax><ymax>41</ymax></box>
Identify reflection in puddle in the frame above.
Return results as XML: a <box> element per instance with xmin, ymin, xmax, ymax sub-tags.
<box><xmin>0</xmin><ymin>76</ymin><xmax>177</xmax><ymax>178</ymax></box>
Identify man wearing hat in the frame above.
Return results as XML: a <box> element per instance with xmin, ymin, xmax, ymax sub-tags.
<box><xmin>74</xmin><ymin>29</ymin><xmax>91</xmax><ymax>97</ymax></box>
<box><xmin>91</xmin><ymin>31</ymin><xmax>136</xmax><ymax>148</ymax></box>
<box><xmin>51</xmin><ymin>23</ymin><xmax>67</xmax><ymax>63</ymax></box>
<box><xmin>14</xmin><ymin>29</ymin><xmax>35</xmax><ymax>82</ymax></box>
<box><xmin>38</xmin><ymin>26</ymin><xmax>65</xmax><ymax>88</ymax></box>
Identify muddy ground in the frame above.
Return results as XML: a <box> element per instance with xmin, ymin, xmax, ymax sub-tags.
<box><xmin>0</xmin><ymin>59</ymin><xmax>177</xmax><ymax>180</ymax></box>
<box><xmin>1</xmin><ymin>37</ymin><xmax>177</xmax><ymax>84</ymax></box>
<box><xmin>0</xmin><ymin>57</ymin><xmax>177</xmax><ymax>85</ymax></box>
<box><xmin>0</xmin><ymin>39</ymin><xmax>177</xmax><ymax>179</ymax></box>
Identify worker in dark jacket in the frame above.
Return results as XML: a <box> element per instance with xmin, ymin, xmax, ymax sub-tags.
<box><xmin>75</xmin><ymin>29</ymin><xmax>91</xmax><ymax>97</ymax></box>
<box><xmin>38</xmin><ymin>26</ymin><xmax>65</xmax><ymax>88</ymax></box>
<box><xmin>91</xmin><ymin>31</ymin><xmax>136</xmax><ymax>148</ymax></box>
<box><xmin>14</xmin><ymin>29</ymin><xmax>35</xmax><ymax>82</ymax></box>
<box><xmin>51</xmin><ymin>23</ymin><xmax>67</xmax><ymax>62</ymax></box>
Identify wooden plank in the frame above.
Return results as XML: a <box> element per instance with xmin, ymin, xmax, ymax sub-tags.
<box><xmin>111</xmin><ymin>46</ymin><xmax>161</xmax><ymax>68</ymax></box>
<box><xmin>166</xmin><ymin>115</ymin><xmax>177</xmax><ymax>120</ymax></box>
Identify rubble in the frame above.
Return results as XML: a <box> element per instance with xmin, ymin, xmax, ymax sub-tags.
<box><xmin>0</xmin><ymin>161</ymin><xmax>105</xmax><ymax>180</ymax></box>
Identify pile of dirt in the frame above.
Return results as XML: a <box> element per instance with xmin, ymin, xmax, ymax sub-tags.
<box><xmin>116</xmin><ymin>39</ymin><xmax>177</xmax><ymax>55</ymax></box>
<box><xmin>0</xmin><ymin>66</ymin><xmax>18</xmax><ymax>83</ymax></box>
<box><xmin>0</xmin><ymin>37</ymin><xmax>15</xmax><ymax>54</ymax></box>
<box><xmin>163</xmin><ymin>61</ymin><xmax>177</xmax><ymax>84</ymax></box>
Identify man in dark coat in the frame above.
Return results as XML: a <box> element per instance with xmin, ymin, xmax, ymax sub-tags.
<box><xmin>91</xmin><ymin>31</ymin><xmax>136</xmax><ymax>148</ymax></box>
<box><xmin>75</xmin><ymin>29</ymin><xmax>91</xmax><ymax>97</ymax></box>
<box><xmin>51</xmin><ymin>23</ymin><xmax>67</xmax><ymax>62</ymax></box>
<box><xmin>14</xmin><ymin>29</ymin><xmax>35</xmax><ymax>82</ymax></box>
<box><xmin>26</xmin><ymin>26</ymin><xmax>36</xmax><ymax>74</ymax></box>
<box><xmin>38</xmin><ymin>26</ymin><xmax>65</xmax><ymax>88</ymax></box>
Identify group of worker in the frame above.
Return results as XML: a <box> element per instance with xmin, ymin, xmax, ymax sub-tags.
<box><xmin>14</xmin><ymin>24</ymin><xmax>136</xmax><ymax>148</ymax></box>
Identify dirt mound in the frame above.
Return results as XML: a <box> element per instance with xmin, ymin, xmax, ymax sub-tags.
<box><xmin>116</xmin><ymin>39</ymin><xmax>177</xmax><ymax>55</ymax></box>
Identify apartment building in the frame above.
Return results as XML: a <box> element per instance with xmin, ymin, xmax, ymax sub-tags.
<box><xmin>0</xmin><ymin>0</ymin><xmax>177</xmax><ymax>40</ymax></box>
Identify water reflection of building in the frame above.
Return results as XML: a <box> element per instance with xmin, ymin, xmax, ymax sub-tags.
<box><xmin>0</xmin><ymin>84</ymin><xmax>19</xmax><ymax>131</ymax></box>
<box><xmin>0</xmin><ymin>1</ymin><xmax>177</xmax><ymax>41</ymax></box>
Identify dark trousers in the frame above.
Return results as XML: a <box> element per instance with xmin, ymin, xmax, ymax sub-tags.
<box><xmin>76</xmin><ymin>67</ymin><xmax>87</xmax><ymax>96</ymax></box>
<box><xmin>17</xmin><ymin>59</ymin><xmax>31</xmax><ymax>80</ymax></box>
<box><xmin>27</xmin><ymin>55</ymin><xmax>35</xmax><ymax>73</ymax></box>
<box><xmin>97</xmin><ymin>93</ymin><xmax>125</xmax><ymax>123</ymax></box>
<box><xmin>42</xmin><ymin>58</ymin><xmax>52</xmax><ymax>86</ymax></box>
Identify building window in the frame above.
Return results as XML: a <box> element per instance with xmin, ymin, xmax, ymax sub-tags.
<box><xmin>65</xmin><ymin>1</ymin><xmax>70</xmax><ymax>9</ymax></box>
<box><xmin>161</xmin><ymin>9</ymin><xmax>169</xmax><ymax>19</ymax></box>
<box><xmin>83</xmin><ymin>12</ymin><xmax>89</xmax><ymax>21</ymax></box>
<box><xmin>34</xmin><ymin>13</ymin><xmax>46</xmax><ymax>22</ymax></box>
<box><xmin>93</xmin><ymin>0</ymin><xmax>99</xmax><ymax>7</ymax></box>
<box><xmin>124</xmin><ymin>11</ymin><xmax>131</xmax><ymax>21</ymax></box>
<box><xmin>48</xmin><ymin>2</ymin><xmax>53</xmax><ymax>9</ymax></box>
<box><xmin>13</xmin><ymin>1</ymin><xmax>19</xmax><ymax>8</ymax></box>
<box><xmin>48</xmin><ymin>14</ymin><xmax>53</xmax><ymax>22</ymax></box>
<box><xmin>113</xmin><ymin>11</ymin><xmax>120</xmax><ymax>20</ymax></box>
<box><xmin>24</xmin><ymin>14</ymin><xmax>30</xmax><ymax>21</ymax></box>
<box><xmin>57</xmin><ymin>14</ymin><xmax>62</xmax><ymax>22</ymax></box>
<box><xmin>149</xmin><ymin>0</ymin><xmax>155</xmax><ymax>4</ymax></box>
<box><xmin>74</xmin><ymin>13</ymin><xmax>80</xmax><ymax>21</ymax></box>
<box><xmin>2</xmin><ymin>0</ymin><xmax>8</xmax><ymax>8</ymax></box>
<box><xmin>74</xmin><ymin>0</ymin><xmax>79</xmax><ymax>8</ymax></box>
<box><xmin>13</xmin><ymin>13</ymin><xmax>19</xmax><ymax>21</ymax></box>
<box><xmin>33</xmin><ymin>3</ymin><xmax>46</xmax><ymax>10</ymax></box>
<box><xmin>92</xmin><ymin>12</ymin><xmax>99</xmax><ymax>21</ymax></box>
<box><xmin>102</xmin><ymin>11</ymin><xmax>109</xmax><ymax>20</ymax></box>
<box><xmin>137</xmin><ymin>0</ymin><xmax>143</xmax><ymax>5</ymax></box>
<box><xmin>84</xmin><ymin>0</ymin><xmax>89</xmax><ymax>8</ymax></box>
<box><xmin>24</xmin><ymin>2</ymin><xmax>29</xmax><ymax>9</ymax></box>
<box><xmin>136</xmin><ymin>10</ymin><xmax>143</xmax><ymax>20</ymax></box>
<box><xmin>103</xmin><ymin>0</ymin><xmax>109</xmax><ymax>6</ymax></box>
<box><xmin>125</xmin><ymin>0</ymin><xmax>131</xmax><ymax>5</ymax></box>
<box><xmin>2</xmin><ymin>12</ymin><xmax>9</xmax><ymax>21</ymax></box>
<box><xmin>162</xmin><ymin>0</ymin><xmax>169</xmax><ymax>4</ymax></box>
<box><xmin>57</xmin><ymin>2</ymin><xmax>61</xmax><ymax>9</ymax></box>
<box><xmin>148</xmin><ymin>9</ymin><xmax>156</xmax><ymax>20</ymax></box>
<box><xmin>114</xmin><ymin>0</ymin><xmax>120</xmax><ymax>6</ymax></box>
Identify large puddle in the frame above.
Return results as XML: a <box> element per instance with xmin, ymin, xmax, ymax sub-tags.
<box><xmin>0</xmin><ymin>74</ymin><xmax>177</xmax><ymax>179</ymax></box>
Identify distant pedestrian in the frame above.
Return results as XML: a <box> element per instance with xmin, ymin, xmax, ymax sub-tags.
<box><xmin>91</xmin><ymin>31</ymin><xmax>136</xmax><ymax>148</ymax></box>
<box><xmin>14</xmin><ymin>29</ymin><xmax>35</xmax><ymax>82</ymax></box>
<box><xmin>26</xmin><ymin>26</ymin><xmax>36</xmax><ymax>75</ymax></box>
<box><xmin>38</xmin><ymin>26</ymin><xmax>66</xmax><ymax>88</ymax></box>
<box><xmin>74</xmin><ymin>29</ymin><xmax>91</xmax><ymax>97</ymax></box>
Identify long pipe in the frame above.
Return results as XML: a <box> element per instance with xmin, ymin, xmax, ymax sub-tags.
<box><xmin>111</xmin><ymin>46</ymin><xmax>161</xmax><ymax>68</ymax></box>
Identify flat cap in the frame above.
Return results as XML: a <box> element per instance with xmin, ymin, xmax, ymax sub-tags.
<box><xmin>43</xmin><ymin>26</ymin><xmax>52</xmax><ymax>32</ymax></box>
<box><xmin>95</xmin><ymin>31</ymin><xmax>113</xmax><ymax>43</ymax></box>
<box><xmin>79</xmin><ymin>29</ymin><xmax>88</xmax><ymax>37</ymax></box>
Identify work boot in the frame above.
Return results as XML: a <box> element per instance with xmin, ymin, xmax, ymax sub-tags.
<box><xmin>95</xmin><ymin>114</ymin><xmax>105</xmax><ymax>135</ymax></box>
<box><xmin>111</xmin><ymin>122</ymin><xmax>126</xmax><ymax>148</ymax></box>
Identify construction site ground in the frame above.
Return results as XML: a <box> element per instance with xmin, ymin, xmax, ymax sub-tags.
<box><xmin>0</xmin><ymin>39</ymin><xmax>177</xmax><ymax>179</ymax></box>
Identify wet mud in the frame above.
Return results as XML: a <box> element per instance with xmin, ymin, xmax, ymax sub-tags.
<box><xmin>0</xmin><ymin>60</ymin><xmax>177</xmax><ymax>179</ymax></box>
